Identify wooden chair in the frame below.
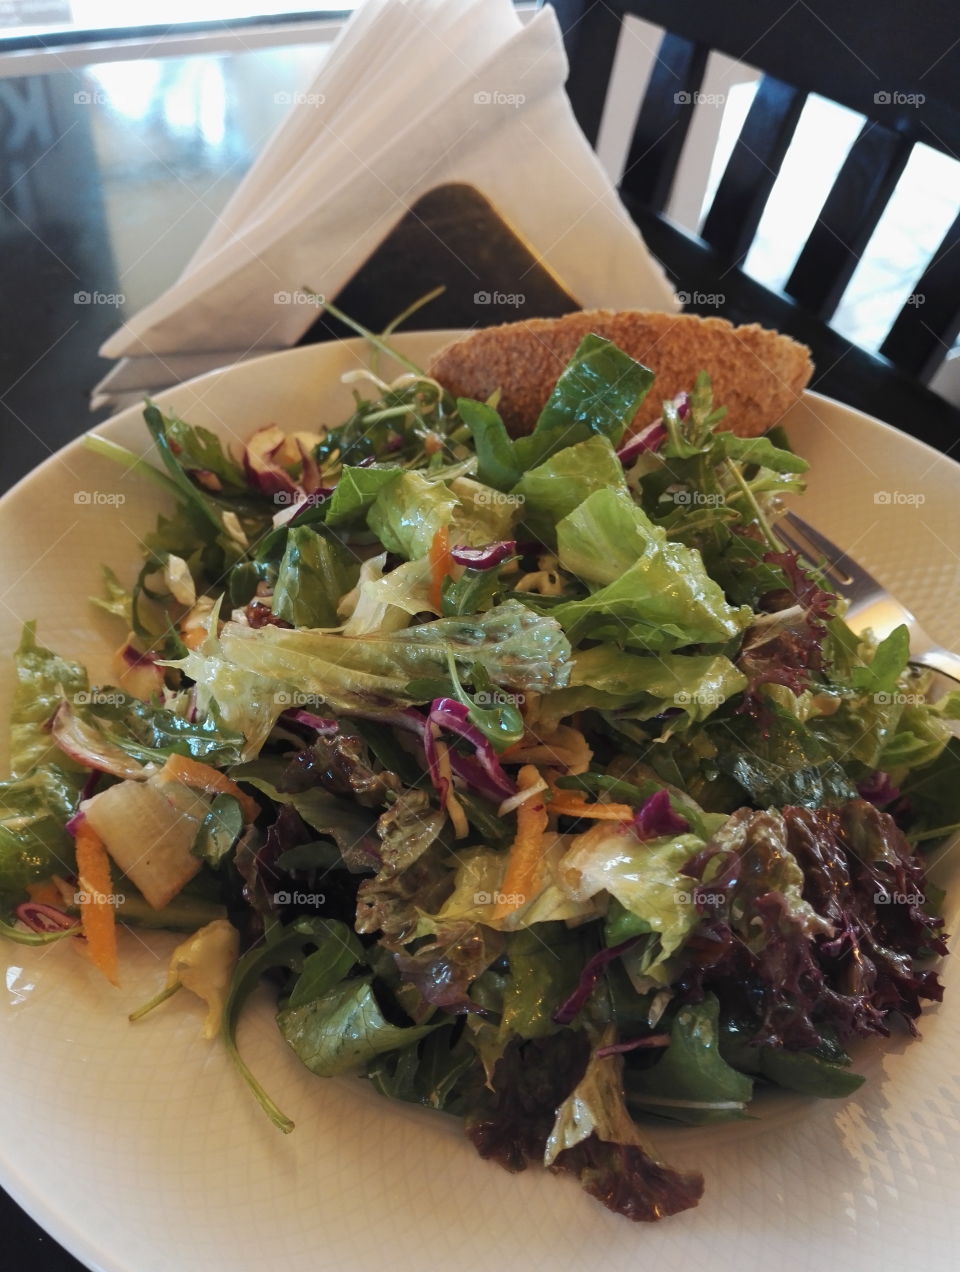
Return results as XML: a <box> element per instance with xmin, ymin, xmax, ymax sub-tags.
<box><xmin>549</xmin><ymin>0</ymin><xmax>960</xmax><ymax>450</ymax></box>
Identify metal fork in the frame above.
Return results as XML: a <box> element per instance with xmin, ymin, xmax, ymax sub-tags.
<box><xmin>774</xmin><ymin>511</ymin><xmax>960</xmax><ymax>685</ymax></box>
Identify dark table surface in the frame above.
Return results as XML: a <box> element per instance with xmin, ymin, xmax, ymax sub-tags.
<box><xmin>1</xmin><ymin>30</ymin><xmax>957</xmax><ymax>1272</ymax></box>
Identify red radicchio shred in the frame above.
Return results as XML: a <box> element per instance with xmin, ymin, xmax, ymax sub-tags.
<box><xmin>271</xmin><ymin>490</ymin><xmax>332</xmax><ymax>529</ymax></box>
<box><xmin>553</xmin><ymin>936</ymin><xmax>644</xmax><ymax>1025</ymax></box>
<box><xmin>65</xmin><ymin>770</ymin><xmax>101</xmax><ymax>834</ymax></box>
<box><xmin>857</xmin><ymin>771</ymin><xmax>901</xmax><ymax>808</ymax></box>
<box><xmin>116</xmin><ymin>644</ymin><xmax>159</xmax><ymax>669</ymax></box>
<box><xmin>281</xmin><ymin>709</ymin><xmax>339</xmax><ymax>736</ymax></box>
<box><xmin>615</xmin><ymin>418</ymin><xmax>667</xmax><ymax>465</ymax></box>
<box><xmin>633</xmin><ymin>789</ymin><xmax>689</xmax><ymax>840</ymax></box>
<box><xmin>428</xmin><ymin>699</ymin><xmax>515</xmax><ymax>801</ymax></box>
<box><xmin>449</xmin><ymin>541</ymin><xmax>516</xmax><ymax>569</ymax></box>
<box><xmin>594</xmin><ymin>1033</ymin><xmax>671</xmax><ymax>1059</ymax></box>
<box><xmin>14</xmin><ymin>902</ymin><xmax>79</xmax><ymax>933</ymax></box>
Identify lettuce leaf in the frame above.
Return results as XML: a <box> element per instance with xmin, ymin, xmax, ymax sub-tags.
<box><xmin>512</xmin><ymin>436</ymin><xmax>627</xmax><ymax>543</ymax></box>
<box><xmin>272</xmin><ymin>526</ymin><xmax>356</xmax><ymax>628</ymax></box>
<box><xmin>323</xmin><ymin>464</ymin><xmax>401</xmax><ymax>527</ymax></box>
<box><xmin>548</xmin><ymin>490</ymin><xmax>750</xmax><ymax>650</ymax></box>
<box><xmin>0</xmin><ymin>765</ymin><xmax>80</xmax><ymax>901</ymax></box>
<box><xmin>367</xmin><ymin>471</ymin><xmax>457</xmax><ymax>560</ymax></box>
<box><xmin>11</xmin><ymin>622</ymin><xmax>88</xmax><ymax>777</ymax></box>
<box><xmin>531</xmin><ymin>333</ymin><xmax>654</xmax><ymax>447</ymax></box>
<box><xmin>215</xmin><ymin>600</ymin><xmax>572</xmax><ymax>711</ymax></box>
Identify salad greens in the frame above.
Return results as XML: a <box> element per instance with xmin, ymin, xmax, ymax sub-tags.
<box><xmin>1</xmin><ymin>323</ymin><xmax>956</xmax><ymax>1227</ymax></box>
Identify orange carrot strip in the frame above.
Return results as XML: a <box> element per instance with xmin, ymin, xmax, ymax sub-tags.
<box><xmin>156</xmin><ymin>753</ymin><xmax>260</xmax><ymax>823</ymax></box>
<box><xmin>493</xmin><ymin>764</ymin><xmax>549</xmax><ymax>921</ymax></box>
<box><xmin>75</xmin><ymin>822</ymin><xmax>119</xmax><ymax>986</ymax></box>
<box><xmin>428</xmin><ymin>525</ymin><xmax>454</xmax><ymax>611</ymax></box>
<box><xmin>547</xmin><ymin>788</ymin><xmax>634</xmax><ymax>821</ymax></box>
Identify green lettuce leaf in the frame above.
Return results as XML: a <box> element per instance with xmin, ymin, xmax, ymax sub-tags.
<box><xmin>90</xmin><ymin>565</ymin><xmax>133</xmax><ymax>625</ymax></box>
<box><xmin>512</xmin><ymin>435</ymin><xmax>627</xmax><ymax>543</ymax></box>
<box><xmin>0</xmin><ymin>765</ymin><xmax>80</xmax><ymax>901</ymax></box>
<box><xmin>10</xmin><ymin>622</ymin><xmax>88</xmax><ymax>776</ymax></box>
<box><xmin>215</xmin><ymin>599</ymin><xmax>572</xmax><ymax>711</ymax></box>
<box><xmin>531</xmin><ymin>333</ymin><xmax>654</xmax><ymax>448</ymax></box>
<box><xmin>545</xmin><ymin>489</ymin><xmax>749</xmax><ymax>651</ymax></box>
<box><xmin>367</xmin><ymin>470</ymin><xmax>457</xmax><ymax>560</ymax></box>
<box><xmin>323</xmin><ymin>464</ymin><xmax>402</xmax><ymax>528</ymax></box>
<box><xmin>272</xmin><ymin>526</ymin><xmax>356</xmax><ymax>628</ymax></box>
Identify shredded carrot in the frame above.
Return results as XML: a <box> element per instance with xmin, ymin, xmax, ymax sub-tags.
<box><xmin>547</xmin><ymin>787</ymin><xmax>634</xmax><ymax>822</ymax></box>
<box><xmin>26</xmin><ymin>879</ymin><xmax>63</xmax><ymax>906</ymax></box>
<box><xmin>156</xmin><ymin>753</ymin><xmax>260</xmax><ymax>823</ymax></box>
<box><xmin>74</xmin><ymin>822</ymin><xmax>119</xmax><ymax>986</ymax></box>
<box><xmin>428</xmin><ymin>524</ymin><xmax>454</xmax><ymax>611</ymax></box>
<box><xmin>493</xmin><ymin>765</ymin><xmax>549</xmax><ymax>921</ymax></box>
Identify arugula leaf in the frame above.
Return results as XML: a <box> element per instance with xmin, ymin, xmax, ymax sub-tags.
<box><xmin>192</xmin><ymin>793</ymin><xmax>244</xmax><ymax>867</ymax></box>
<box><xmin>626</xmin><ymin>996</ymin><xmax>752</xmax><ymax>1124</ymax></box>
<box><xmin>278</xmin><ymin>977</ymin><xmax>436</xmax><ymax>1076</ymax></box>
<box><xmin>714</xmin><ymin>431</ymin><xmax>809</xmax><ymax>475</ymax></box>
<box><xmin>272</xmin><ymin>526</ymin><xmax>356</xmax><ymax>628</ymax></box>
<box><xmin>849</xmin><ymin>625</ymin><xmax>910</xmax><ymax>696</ymax></box>
<box><xmin>323</xmin><ymin>465</ymin><xmax>402</xmax><ymax>527</ymax></box>
<box><xmin>162</xmin><ymin>411</ymin><xmax>246</xmax><ymax>492</ymax></box>
<box><xmin>222</xmin><ymin>916</ymin><xmax>364</xmax><ymax>1132</ymax></box>
<box><xmin>457</xmin><ymin>398</ymin><xmax>522</xmax><ymax>491</ymax></box>
<box><xmin>285</xmin><ymin>924</ymin><xmax>364</xmax><ymax>1009</ymax></box>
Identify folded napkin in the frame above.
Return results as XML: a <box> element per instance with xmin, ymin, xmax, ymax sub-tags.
<box><xmin>94</xmin><ymin>0</ymin><xmax>676</xmax><ymax>408</ymax></box>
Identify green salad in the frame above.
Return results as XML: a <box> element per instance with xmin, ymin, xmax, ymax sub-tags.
<box><xmin>2</xmin><ymin>323</ymin><xmax>957</xmax><ymax>1223</ymax></box>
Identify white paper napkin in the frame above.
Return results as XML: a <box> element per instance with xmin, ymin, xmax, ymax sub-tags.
<box><xmin>94</xmin><ymin>0</ymin><xmax>677</xmax><ymax>408</ymax></box>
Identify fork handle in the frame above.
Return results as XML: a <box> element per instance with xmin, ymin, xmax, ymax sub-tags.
<box><xmin>910</xmin><ymin>647</ymin><xmax>960</xmax><ymax>686</ymax></box>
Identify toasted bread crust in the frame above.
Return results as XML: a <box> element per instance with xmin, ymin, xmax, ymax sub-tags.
<box><xmin>428</xmin><ymin>310</ymin><xmax>813</xmax><ymax>438</ymax></box>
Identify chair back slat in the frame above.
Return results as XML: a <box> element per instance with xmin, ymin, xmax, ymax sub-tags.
<box><xmin>785</xmin><ymin>123</ymin><xmax>913</xmax><ymax>319</ymax></box>
<box><xmin>879</xmin><ymin>210</ymin><xmax>960</xmax><ymax>380</ymax></box>
<box><xmin>553</xmin><ymin>0</ymin><xmax>623</xmax><ymax>147</ymax></box>
<box><xmin>700</xmin><ymin>76</ymin><xmax>806</xmax><ymax>264</ymax></box>
<box><xmin>619</xmin><ymin>32</ymin><xmax>708</xmax><ymax>213</ymax></box>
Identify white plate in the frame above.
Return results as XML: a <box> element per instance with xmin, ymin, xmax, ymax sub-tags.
<box><xmin>2</xmin><ymin>333</ymin><xmax>960</xmax><ymax>1272</ymax></box>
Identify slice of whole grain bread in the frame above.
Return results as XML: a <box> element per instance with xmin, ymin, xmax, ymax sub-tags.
<box><xmin>428</xmin><ymin>310</ymin><xmax>813</xmax><ymax>438</ymax></box>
